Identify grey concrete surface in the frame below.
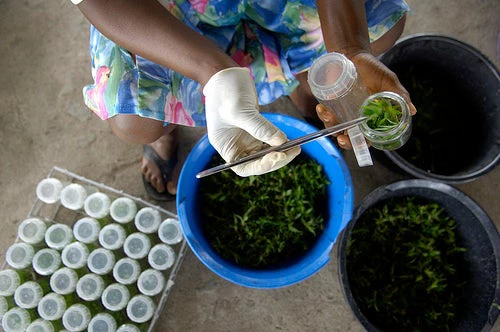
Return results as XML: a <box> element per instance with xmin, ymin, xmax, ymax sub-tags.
<box><xmin>0</xmin><ymin>0</ymin><xmax>499</xmax><ymax>331</ymax></box>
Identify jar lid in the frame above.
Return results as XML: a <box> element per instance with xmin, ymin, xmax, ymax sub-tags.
<box><xmin>84</xmin><ymin>192</ymin><xmax>111</xmax><ymax>219</ymax></box>
<box><xmin>76</xmin><ymin>273</ymin><xmax>105</xmax><ymax>301</ymax></box>
<box><xmin>126</xmin><ymin>295</ymin><xmax>156</xmax><ymax>323</ymax></box>
<box><xmin>36</xmin><ymin>178</ymin><xmax>63</xmax><ymax>204</ymax></box>
<box><xmin>110</xmin><ymin>197</ymin><xmax>137</xmax><ymax>224</ymax></box>
<box><xmin>18</xmin><ymin>218</ymin><xmax>47</xmax><ymax>245</ymax></box>
<box><xmin>102</xmin><ymin>284</ymin><xmax>130</xmax><ymax>311</ymax></box>
<box><xmin>148</xmin><ymin>244</ymin><xmax>175</xmax><ymax>271</ymax></box>
<box><xmin>134</xmin><ymin>207</ymin><xmax>161</xmax><ymax>234</ymax></box>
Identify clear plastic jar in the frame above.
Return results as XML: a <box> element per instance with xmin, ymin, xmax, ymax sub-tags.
<box><xmin>359</xmin><ymin>91</ymin><xmax>412</xmax><ymax>151</ymax></box>
<box><xmin>308</xmin><ymin>52</ymin><xmax>373</xmax><ymax>167</ymax></box>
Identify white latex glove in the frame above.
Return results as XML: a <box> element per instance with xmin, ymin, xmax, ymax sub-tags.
<box><xmin>203</xmin><ymin>67</ymin><xmax>300</xmax><ymax>177</ymax></box>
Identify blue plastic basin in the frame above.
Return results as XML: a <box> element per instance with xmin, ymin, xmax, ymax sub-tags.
<box><xmin>176</xmin><ymin>113</ymin><xmax>354</xmax><ymax>288</ymax></box>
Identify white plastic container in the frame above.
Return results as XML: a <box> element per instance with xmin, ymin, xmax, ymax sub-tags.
<box><xmin>36</xmin><ymin>178</ymin><xmax>64</xmax><ymax>204</ymax></box>
<box><xmin>75</xmin><ymin>273</ymin><xmax>105</xmax><ymax>302</ymax></box>
<box><xmin>18</xmin><ymin>218</ymin><xmax>47</xmax><ymax>245</ymax></box>
<box><xmin>148</xmin><ymin>243</ymin><xmax>175</xmax><ymax>271</ymax></box>
<box><xmin>14</xmin><ymin>281</ymin><xmax>44</xmax><ymax>309</ymax></box>
<box><xmin>61</xmin><ymin>242</ymin><xmax>89</xmax><ymax>270</ymax></box>
<box><xmin>50</xmin><ymin>267</ymin><xmax>78</xmax><ymax>295</ymax></box>
<box><xmin>98</xmin><ymin>224</ymin><xmax>126</xmax><ymax>251</ymax></box>
<box><xmin>45</xmin><ymin>224</ymin><xmax>73</xmax><ymax>250</ymax></box>
<box><xmin>308</xmin><ymin>52</ymin><xmax>373</xmax><ymax>167</ymax></box>
<box><xmin>6</xmin><ymin>243</ymin><xmax>35</xmax><ymax>270</ymax></box>
<box><xmin>110</xmin><ymin>197</ymin><xmax>137</xmax><ymax>224</ymax></box>
<box><xmin>124</xmin><ymin>233</ymin><xmax>151</xmax><ymax>260</ymax></box>
<box><xmin>32</xmin><ymin>248</ymin><xmax>61</xmax><ymax>276</ymax></box>
<box><xmin>113</xmin><ymin>258</ymin><xmax>141</xmax><ymax>285</ymax></box>
<box><xmin>37</xmin><ymin>293</ymin><xmax>67</xmax><ymax>321</ymax></box>
<box><xmin>134</xmin><ymin>207</ymin><xmax>161</xmax><ymax>234</ymax></box>
<box><xmin>84</xmin><ymin>192</ymin><xmax>111</xmax><ymax>219</ymax></box>
<box><xmin>60</xmin><ymin>183</ymin><xmax>89</xmax><ymax>210</ymax></box>
<box><xmin>101</xmin><ymin>283</ymin><xmax>130</xmax><ymax>311</ymax></box>
<box><xmin>126</xmin><ymin>295</ymin><xmax>156</xmax><ymax>324</ymax></box>
<box><xmin>137</xmin><ymin>269</ymin><xmax>165</xmax><ymax>297</ymax></box>
<box><xmin>158</xmin><ymin>218</ymin><xmax>183</xmax><ymax>245</ymax></box>
<box><xmin>73</xmin><ymin>217</ymin><xmax>101</xmax><ymax>244</ymax></box>
<box><xmin>87</xmin><ymin>248</ymin><xmax>115</xmax><ymax>275</ymax></box>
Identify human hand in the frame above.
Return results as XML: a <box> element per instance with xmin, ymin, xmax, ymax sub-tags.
<box><xmin>315</xmin><ymin>52</ymin><xmax>416</xmax><ymax>150</ymax></box>
<box><xmin>203</xmin><ymin>67</ymin><xmax>300</xmax><ymax>176</ymax></box>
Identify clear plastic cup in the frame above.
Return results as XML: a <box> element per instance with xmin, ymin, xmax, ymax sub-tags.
<box><xmin>87</xmin><ymin>313</ymin><xmax>117</xmax><ymax>332</ymax></box>
<box><xmin>37</xmin><ymin>293</ymin><xmax>67</xmax><ymax>321</ymax></box>
<box><xmin>158</xmin><ymin>218</ymin><xmax>183</xmax><ymax>245</ymax></box>
<box><xmin>45</xmin><ymin>224</ymin><xmax>73</xmax><ymax>250</ymax></box>
<box><xmin>0</xmin><ymin>269</ymin><xmax>21</xmax><ymax>297</ymax></box>
<box><xmin>98</xmin><ymin>224</ymin><xmax>126</xmax><ymax>251</ymax></box>
<box><xmin>50</xmin><ymin>268</ymin><xmax>78</xmax><ymax>295</ymax></box>
<box><xmin>84</xmin><ymin>192</ymin><xmax>111</xmax><ymax>219</ymax></box>
<box><xmin>109</xmin><ymin>197</ymin><xmax>137</xmax><ymax>224</ymax></box>
<box><xmin>148</xmin><ymin>243</ymin><xmax>175</xmax><ymax>271</ymax></box>
<box><xmin>113</xmin><ymin>258</ymin><xmax>141</xmax><ymax>285</ymax></box>
<box><xmin>76</xmin><ymin>274</ymin><xmax>105</xmax><ymax>302</ymax></box>
<box><xmin>134</xmin><ymin>207</ymin><xmax>161</xmax><ymax>234</ymax></box>
<box><xmin>14</xmin><ymin>281</ymin><xmax>44</xmax><ymax>309</ymax></box>
<box><xmin>18</xmin><ymin>218</ymin><xmax>47</xmax><ymax>245</ymax></box>
<box><xmin>73</xmin><ymin>217</ymin><xmax>101</xmax><ymax>244</ymax></box>
<box><xmin>32</xmin><ymin>248</ymin><xmax>61</xmax><ymax>276</ymax></box>
<box><xmin>308</xmin><ymin>52</ymin><xmax>373</xmax><ymax>167</ymax></box>
<box><xmin>137</xmin><ymin>269</ymin><xmax>165</xmax><ymax>297</ymax></box>
<box><xmin>124</xmin><ymin>233</ymin><xmax>151</xmax><ymax>260</ymax></box>
<box><xmin>88</xmin><ymin>248</ymin><xmax>116</xmax><ymax>275</ymax></box>
<box><xmin>6</xmin><ymin>243</ymin><xmax>35</xmax><ymax>270</ymax></box>
<box><xmin>60</xmin><ymin>183</ymin><xmax>89</xmax><ymax>211</ymax></box>
<box><xmin>117</xmin><ymin>324</ymin><xmax>140</xmax><ymax>332</ymax></box>
<box><xmin>126</xmin><ymin>295</ymin><xmax>156</xmax><ymax>324</ymax></box>
<box><xmin>2</xmin><ymin>307</ymin><xmax>32</xmax><ymax>332</ymax></box>
<box><xmin>101</xmin><ymin>283</ymin><xmax>130</xmax><ymax>311</ymax></box>
<box><xmin>61</xmin><ymin>242</ymin><xmax>89</xmax><ymax>270</ymax></box>
<box><xmin>62</xmin><ymin>304</ymin><xmax>91</xmax><ymax>332</ymax></box>
<box><xmin>36</xmin><ymin>178</ymin><xmax>64</xmax><ymax>204</ymax></box>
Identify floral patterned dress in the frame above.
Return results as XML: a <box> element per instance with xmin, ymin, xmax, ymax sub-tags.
<box><xmin>83</xmin><ymin>0</ymin><xmax>409</xmax><ymax>127</ymax></box>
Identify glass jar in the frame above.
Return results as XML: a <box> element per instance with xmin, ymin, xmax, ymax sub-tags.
<box><xmin>359</xmin><ymin>91</ymin><xmax>412</xmax><ymax>151</ymax></box>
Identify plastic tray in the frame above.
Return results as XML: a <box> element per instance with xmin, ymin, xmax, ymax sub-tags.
<box><xmin>2</xmin><ymin>166</ymin><xmax>187</xmax><ymax>331</ymax></box>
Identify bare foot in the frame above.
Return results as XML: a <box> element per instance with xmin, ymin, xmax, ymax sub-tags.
<box><xmin>141</xmin><ymin>127</ymin><xmax>179</xmax><ymax>196</ymax></box>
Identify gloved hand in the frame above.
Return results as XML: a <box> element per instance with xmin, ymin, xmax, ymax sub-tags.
<box><xmin>203</xmin><ymin>67</ymin><xmax>300</xmax><ymax>177</ymax></box>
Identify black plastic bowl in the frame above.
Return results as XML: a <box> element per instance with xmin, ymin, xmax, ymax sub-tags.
<box><xmin>380</xmin><ymin>34</ymin><xmax>500</xmax><ymax>184</ymax></box>
<box><xmin>338</xmin><ymin>180</ymin><xmax>500</xmax><ymax>331</ymax></box>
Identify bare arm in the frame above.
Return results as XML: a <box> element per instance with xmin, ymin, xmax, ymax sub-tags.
<box><xmin>77</xmin><ymin>0</ymin><xmax>237</xmax><ymax>86</ymax></box>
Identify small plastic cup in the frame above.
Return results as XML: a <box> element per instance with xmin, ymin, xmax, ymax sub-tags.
<box><xmin>50</xmin><ymin>268</ymin><xmax>78</xmax><ymax>295</ymax></box>
<box><xmin>73</xmin><ymin>217</ymin><xmax>101</xmax><ymax>244</ymax></box>
<box><xmin>6</xmin><ymin>243</ymin><xmax>35</xmax><ymax>270</ymax></box>
<box><xmin>36</xmin><ymin>178</ymin><xmax>64</xmax><ymax>204</ymax></box>
<box><xmin>37</xmin><ymin>293</ymin><xmax>67</xmax><ymax>321</ymax></box>
<box><xmin>0</xmin><ymin>270</ymin><xmax>21</xmax><ymax>297</ymax></box>
<box><xmin>126</xmin><ymin>295</ymin><xmax>156</xmax><ymax>324</ymax></box>
<box><xmin>87</xmin><ymin>248</ymin><xmax>115</xmax><ymax>275</ymax></box>
<box><xmin>109</xmin><ymin>197</ymin><xmax>137</xmax><ymax>224</ymax></box>
<box><xmin>124</xmin><ymin>233</ymin><xmax>151</xmax><ymax>260</ymax></box>
<box><xmin>134</xmin><ymin>207</ymin><xmax>161</xmax><ymax>234</ymax></box>
<box><xmin>137</xmin><ymin>269</ymin><xmax>165</xmax><ymax>297</ymax></box>
<box><xmin>88</xmin><ymin>313</ymin><xmax>117</xmax><ymax>332</ymax></box>
<box><xmin>101</xmin><ymin>283</ymin><xmax>130</xmax><ymax>311</ymax></box>
<box><xmin>18</xmin><ymin>218</ymin><xmax>47</xmax><ymax>245</ymax></box>
<box><xmin>148</xmin><ymin>243</ymin><xmax>175</xmax><ymax>271</ymax></box>
<box><xmin>98</xmin><ymin>224</ymin><xmax>127</xmax><ymax>251</ymax></box>
<box><xmin>113</xmin><ymin>258</ymin><xmax>141</xmax><ymax>285</ymax></box>
<box><xmin>84</xmin><ymin>192</ymin><xmax>111</xmax><ymax>219</ymax></box>
<box><xmin>2</xmin><ymin>307</ymin><xmax>31</xmax><ymax>332</ymax></box>
<box><xmin>76</xmin><ymin>274</ymin><xmax>105</xmax><ymax>302</ymax></box>
<box><xmin>60</xmin><ymin>183</ymin><xmax>88</xmax><ymax>210</ymax></box>
<box><xmin>158</xmin><ymin>218</ymin><xmax>183</xmax><ymax>245</ymax></box>
<box><xmin>62</xmin><ymin>304</ymin><xmax>91</xmax><ymax>332</ymax></box>
<box><xmin>14</xmin><ymin>281</ymin><xmax>44</xmax><ymax>309</ymax></box>
<box><xmin>45</xmin><ymin>224</ymin><xmax>73</xmax><ymax>250</ymax></box>
<box><xmin>32</xmin><ymin>248</ymin><xmax>61</xmax><ymax>276</ymax></box>
<box><xmin>61</xmin><ymin>242</ymin><xmax>89</xmax><ymax>270</ymax></box>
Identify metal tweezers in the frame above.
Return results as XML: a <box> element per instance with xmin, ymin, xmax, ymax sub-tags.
<box><xmin>196</xmin><ymin>116</ymin><xmax>368</xmax><ymax>178</ymax></box>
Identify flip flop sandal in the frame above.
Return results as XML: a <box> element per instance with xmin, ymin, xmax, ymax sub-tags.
<box><xmin>142</xmin><ymin>144</ymin><xmax>177</xmax><ymax>201</ymax></box>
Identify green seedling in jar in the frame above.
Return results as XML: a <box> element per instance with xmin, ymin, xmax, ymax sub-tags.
<box><xmin>362</xmin><ymin>96</ymin><xmax>403</xmax><ymax>132</ymax></box>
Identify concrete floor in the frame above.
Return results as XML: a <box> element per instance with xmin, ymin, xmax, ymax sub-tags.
<box><xmin>0</xmin><ymin>0</ymin><xmax>499</xmax><ymax>331</ymax></box>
